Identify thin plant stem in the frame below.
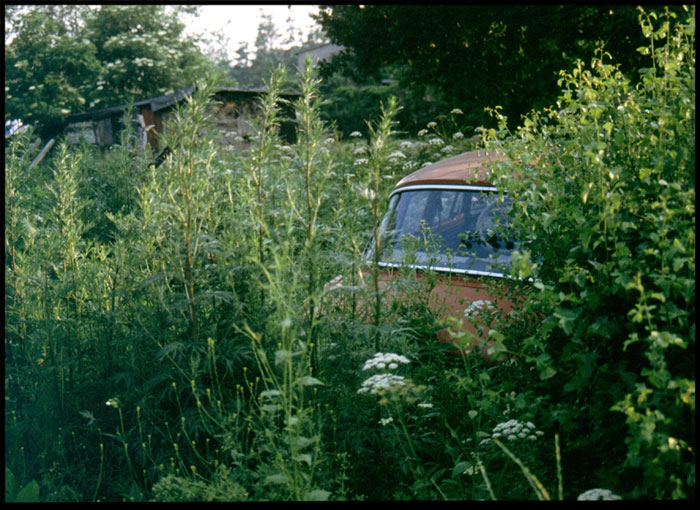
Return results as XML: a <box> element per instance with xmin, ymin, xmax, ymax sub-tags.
<box><xmin>475</xmin><ymin>453</ymin><xmax>497</xmax><ymax>501</ymax></box>
<box><xmin>555</xmin><ymin>433</ymin><xmax>563</xmax><ymax>500</ymax></box>
<box><xmin>493</xmin><ymin>437</ymin><xmax>550</xmax><ymax>500</ymax></box>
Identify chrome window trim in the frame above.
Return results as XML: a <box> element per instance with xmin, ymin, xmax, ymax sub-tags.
<box><xmin>376</xmin><ymin>260</ymin><xmax>507</xmax><ymax>279</ymax></box>
<box><xmin>389</xmin><ymin>183</ymin><xmax>498</xmax><ymax>199</ymax></box>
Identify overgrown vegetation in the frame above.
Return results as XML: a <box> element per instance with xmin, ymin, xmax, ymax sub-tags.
<box><xmin>5</xmin><ymin>7</ymin><xmax>694</xmax><ymax>501</ymax></box>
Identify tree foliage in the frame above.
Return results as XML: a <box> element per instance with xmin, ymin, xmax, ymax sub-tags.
<box><xmin>484</xmin><ymin>5</ymin><xmax>695</xmax><ymax>499</ymax></box>
<box><xmin>228</xmin><ymin>14</ymin><xmax>328</xmax><ymax>89</ymax></box>
<box><xmin>5</xmin><ymin>5</ymin><xmax>216</xmax><ymax>135</ymax></box>
<box><xmin>5</xmin><ymin>5</ymin><xmax>101</xmax><ymax>134</ymax></box>
<box><xmin>316</xmin><ymin>5</ymin><xmax>688</xmax><ymax>133</ymax></box>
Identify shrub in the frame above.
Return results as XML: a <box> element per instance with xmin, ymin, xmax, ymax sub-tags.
<box><xmin>483</xmin><ymin>6</ymin><xmax>695</xmax><ymax>499</ymax></box>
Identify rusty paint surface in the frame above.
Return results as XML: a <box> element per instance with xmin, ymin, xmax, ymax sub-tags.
<box><xmin>394</xmin><ymin>149</ymin><xmax>505</xmax><ymax>189</ymax></box>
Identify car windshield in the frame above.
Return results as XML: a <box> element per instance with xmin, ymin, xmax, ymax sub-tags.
<box><xmin>374</xmin><ymin>187</ymin><xmax>517</xmax><ymax>276</ymax></box>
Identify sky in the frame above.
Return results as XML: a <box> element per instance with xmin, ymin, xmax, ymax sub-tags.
<box><xmin>183</xmin><ymin>4</ymin><xmax>321</xmax><ymax>62</ymax></box>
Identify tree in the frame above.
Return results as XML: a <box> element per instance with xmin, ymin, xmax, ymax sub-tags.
<box><xmin>5</xmin><ymin>5</ymin><xmax>218</xmax><ymax>136</ymax></box>
<box><xmin>83</xmin><ymin>5</ymin><xmax>215</xmax><ymax>106</ymax></box>
<box><xmin>315</xmin><ymin>5</ymin><xmax>687</xmax><ymax>133</ymax></box>
<box><xmin>5</xmin><ymin>5</ymin><xmax>101</xmax><ymax>135</ymax></box>
<box><xmin>229</xmin><ymin>15</ymin><xmax>328</xmax><ymax>90</ymax></box>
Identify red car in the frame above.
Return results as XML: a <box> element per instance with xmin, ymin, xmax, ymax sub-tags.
<box><xmin>367</xmin><ymin>149</ymin><xmax>518</xmax><ymax>357</ymax></box>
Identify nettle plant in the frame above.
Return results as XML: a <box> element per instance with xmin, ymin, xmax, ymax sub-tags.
<box><xmin>483</xmin><ymin>6</ymin><xmax>694</xmax><ymax>499</ymax></box>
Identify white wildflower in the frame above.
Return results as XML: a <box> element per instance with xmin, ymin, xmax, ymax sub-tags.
<box><xmin>577</xmin><ymin>488</ymin><xmax>622</xmax><ymax>501</ymax></box>
<box><xmin>400</xmin><ymin>140</ymin><xmax>414</xmax><ymax>149</ymax></box>
<box><xmin>418</xmin><ymin>402</ymin><xmax>433</xmax><ymax>409</ymax></box>
<box><xmin>357</xmin><ymin>373</ymin><xmax>407</xmax><ymax>395</ymax></box>
<box><xmin>379</xmin><ymin>417</ymin><xmax>394</xmax><ymax>426</ymax></box>
<box><xmin>428</xmin><ymin>137</ymin><xmax>444</xmax><ymax>146</ymax></box>
<box><xmin>450</xmin><ymin>108</ymin><xmax>464</xmax><ymax>115</ymax></box>
<box><xmin>105</xmin><ymin>397</ymin><xmax>120</xmax><ymax>409</ymax></box>
<box><xmin>417</xmin><ymin>129</ymin><xmax>428</xmax><ymax>137</ymax></box>
<box><xmin>388</xmin><ymin>150</ymin><xmax>406</xmax><ymax>160</ymax></box>
<box><xmin>464</xmin><ymin>300</ymin><xmax>494</xmax><ymax>318</ymax></box>
<box><xmin>453</xmin><ymin>131</ymin><xmax>464</xmax><ymax>139</ymax></box>
<box><xmin>427</xmin><ymin>121</ymin><xmax>437</xmax><ymax>129</ymax></box>
<box><xmin>353</xmin><ymin>145</ymin><xmax>367</xmax><ymax>155</ymax></box>
<box><xmin>354</xmin><ymin>158</ymin><xmax>368</xmax><ymax>166</ymax></box>
<box><xmin>350</xmin><ymin>131</ymin><xmax>362</xmax><ymax>137</ymax></box>
<box><xmin>362</xmin><ymin>352</ymin><xmax>410</xmax><ymax>371</ymax></box>
<box><xmin>491</xmin><ymin>419</ymin><xmax>542</xmax><ymax>442</ymax></box>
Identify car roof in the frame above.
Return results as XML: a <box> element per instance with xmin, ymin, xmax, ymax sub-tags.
<box><xmin>394</xmin><ymin>149</ymin><xmax>505</xmax><ymax>190</ymax></box>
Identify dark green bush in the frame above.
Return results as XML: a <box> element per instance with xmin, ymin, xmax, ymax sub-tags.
<box><xmin>483</xmin><ymin>6</ymin><xmax>695</xmax><ymax>499</ymax></box>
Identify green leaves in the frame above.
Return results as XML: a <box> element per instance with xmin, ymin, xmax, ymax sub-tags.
<box><xmin>5</xmin><ymin>469</ymin><xmax>40</xmax><ymax>503</ymax></box>
<box><xmin>5</xmin><ymin>5</ymin><xmax>216</xmax><ymax>131</ymax></box>
<box><xmin>485</xmin><ymin>5</ymin><xmax>695</xmax><ymax>500</ymax></box>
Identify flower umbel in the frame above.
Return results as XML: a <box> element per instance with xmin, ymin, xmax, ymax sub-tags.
<box><xmin>491</xmin><ymin>419</ymin><xmax>543</xmax><ymax>442</ymax></box>
<box><xmin>357</xmin><ymin>373</ymin><xmax>408</xmax><ymax>395</ymax></box>
<box><xmin>464</xmin><ymin>300</ymin><xmax>494</xmax><ymax>318</ymax></box>
<box><xmin>577</xmin><ymin>488</ymin><xmax>622</xmax><ymax>501</ymax></box>
<box><xmin>362</xmin><ymin>352</ymin><xmax>410</xmax><ymax>371</ymax></box>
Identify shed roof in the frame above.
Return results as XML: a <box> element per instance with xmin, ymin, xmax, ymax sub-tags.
<box><xmin>66</xmin><ymin>86</ymin><xmax>301</xmax><ymax>123</ymax></box>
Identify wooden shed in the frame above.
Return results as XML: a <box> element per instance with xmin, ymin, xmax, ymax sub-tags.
<box><xmin>63</xmin><ymin>86</ymin><xmax>300</xmax><ymax>150</ymax></box>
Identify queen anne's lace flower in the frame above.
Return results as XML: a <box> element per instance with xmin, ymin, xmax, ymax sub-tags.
<box><xmin>388</xmin><ymin>150</ymin><xmax>406</xmax><ymax>160</ymax></box>
<box><xmin>464</xmin><ymin>300</ymin><xmax>494</xmax><ymax>318</ymax></box>
<box><xmin>577</xmin><ymin>488</ymin><xmax>622</xmax><ymax>501</ymax></box>
<box><xmin>357</xmin><ymin>373</ymin><xmax>407</xmax><ymax>394</ymax></box>
<box><xmin>362</xmin><ymin>352</ymin><xmax>410</xmax><ymax>371</ymax></box>
<box><xmin>491</xmin><ymin>419</ymin><xmax>542</xmax><ymax>442</ymax></box>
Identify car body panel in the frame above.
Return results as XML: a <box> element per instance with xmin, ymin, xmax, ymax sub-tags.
<box><xmin>393</xmin><ymin>149</ymin><xmax>504</xmax><ymax>189</ymax></box>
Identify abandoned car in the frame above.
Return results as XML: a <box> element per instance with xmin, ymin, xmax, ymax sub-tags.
<box><xmin>366</xmin><ymin>149</ymin><xmax>520</xmax><ymax>356</ymax></box>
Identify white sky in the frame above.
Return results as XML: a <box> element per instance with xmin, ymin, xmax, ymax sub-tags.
<box><xmin>183</xmin><ymin>4</ymin><xmax>321</xmax><ymax>62</ymax></box>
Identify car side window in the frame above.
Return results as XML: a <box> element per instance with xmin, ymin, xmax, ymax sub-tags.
<box><xmin>377</xmin><ymin>188</ymin><xmax>516</xmax><ymax>276</ymax></box>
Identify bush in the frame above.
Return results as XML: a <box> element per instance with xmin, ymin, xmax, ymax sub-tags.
<box><xmin>483</xmin><ymin>6</ymin><xmax>695</xmax><ymax>499</ymax></box>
